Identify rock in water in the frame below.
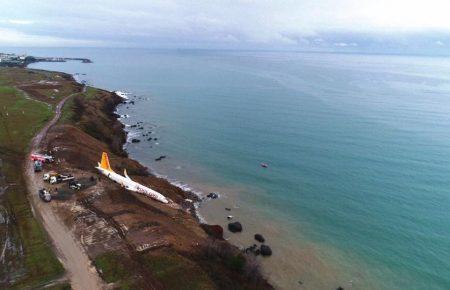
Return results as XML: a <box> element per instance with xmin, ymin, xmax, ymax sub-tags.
<box><xmin>207</xmin><ymin>192</ymin><xmax>218</xmax><ymax>199</ymax></box>
<box><xmin>228</xmin><ymin>222</ymin><xmax>243</xmax><ymax>233</ymax></box>
<box><xmin>254</xmin><ymin>234</ymin><xmax>265</xmax><ymax>243</ymax></box>
<box><xmin>155</xmin><ymin>155</ymin><xmax>166</xmax><ymax>161</ymax></box>
<box><xmin>131</xmin><ymin>138</ymin><xmax>140</xmax><ymax>143</ymax></box>
<box><xmin>260</xmin><ymin>245</ymin><xmax>272</xmax><ymax>256</ymax></box>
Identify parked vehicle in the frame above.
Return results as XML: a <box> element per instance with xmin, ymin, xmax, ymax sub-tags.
<box><xmin>69</xmin><ymin>180</ymin><xmax>82</xmax><ymax>190</ymax></box>
<box><xmin>31</xmin><ymin>153</ymin><xmax>54</xmax><ymax>163</ymax></box>
<box><xmin>38</xmin><ymin>189</ymin><xmax>52</xmax><ymax>202</ymax></box>
<box><xmin>44</xmin><ymin>172</ymin><xmax>74</xmax><ymax>184</ymax></box>
<box><xmin>50</xmin><ymin>174</ymin><xmax>74</xmax><ymax>184</ymax></box>
<box><xmin>43</xmin><ymin>171</ymin><xmax>58</xmax><ymax>182</ymax></box>
<box><xmin>33</xmin><ymin>160</ymin><xmax>43</xmax><ymax>172</ymax></box>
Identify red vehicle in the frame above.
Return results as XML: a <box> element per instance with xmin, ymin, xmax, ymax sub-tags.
<box><xmin>30</xmin><ymin>153</ymin><xmax>54</xmax><ymax>163</ymax></box>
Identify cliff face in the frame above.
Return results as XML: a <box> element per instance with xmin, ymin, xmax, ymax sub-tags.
<box><xmin>43</xmin><ymin>86</ymin><xmax>273</xmax><ymax>290</ymax></box>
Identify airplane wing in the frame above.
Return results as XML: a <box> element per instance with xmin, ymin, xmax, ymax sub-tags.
<box><xmin>124</xmin><ymin>169</ymin><xmax>132</xmax><ymax>180</ymax></box>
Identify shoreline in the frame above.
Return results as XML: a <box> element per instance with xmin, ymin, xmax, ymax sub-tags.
<box><xmin>107</xmin><ymin>85</ymin><xmax>340</xmax><ymax>290</ymax></box>
<box><xmin>93</xmin><ymin>81</ymin><xmax>358</xmax><ymax>290</ymax></box>
<box><xmin>30</xmin><ymin>66</ymin><xmax>274</xmax><ymax>289</ymax></box>
<box><xmin>25</xmin><ymin>64</ymin><xmax>353</xmax><ymax>290</ymax></box>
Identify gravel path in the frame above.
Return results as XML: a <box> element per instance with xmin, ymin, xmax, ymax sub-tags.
<box><xmin>24</xmin><ymin>93</ymin><xmax>107</xmax><ymax>290</ymax></box>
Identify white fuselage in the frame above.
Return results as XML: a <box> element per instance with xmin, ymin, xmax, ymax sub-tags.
<box><xmin>96</xmin><ymin>166</ymin><xmax>168</xmax><ymax>204</ymax></box>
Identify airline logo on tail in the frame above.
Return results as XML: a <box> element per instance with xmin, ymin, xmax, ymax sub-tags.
<box><xmin>99</xmin><ymin>152</ymin><xmax>113</xmax><ymax>172</ymax></box>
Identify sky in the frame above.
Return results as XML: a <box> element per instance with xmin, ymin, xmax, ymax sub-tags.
<box><xmin>1</xmin><ymin>0</ymin><xmax>450</xmax><ymax>53</ymax></box>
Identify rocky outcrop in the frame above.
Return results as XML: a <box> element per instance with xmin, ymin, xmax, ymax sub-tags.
<box><xmin>200</xmin><ymin>224</ymin><xmax>224</xmax><ymax>239</ymax></box>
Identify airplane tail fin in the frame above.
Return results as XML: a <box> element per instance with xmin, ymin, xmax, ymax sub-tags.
<box><xmin>99</xmin><ymin>152</ymin><xmax>113</xmax><ymax>172</ymax></box>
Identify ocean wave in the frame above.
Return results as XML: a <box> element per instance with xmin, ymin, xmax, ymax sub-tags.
<box><xmin>114</xmin><ymin>90</ymin><xmax>130</xmax><ymax>100</ymax></box>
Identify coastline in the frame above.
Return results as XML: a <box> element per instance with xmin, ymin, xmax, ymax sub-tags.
<box><xmin>23</xmin><ymin>49</ymin><xmax>450</xmax><ymax>290</ymax></box>
<box><xmin>29</xmin><ymin>66</ymin><xmax>274</xmax><ymax>289</ymax></box>
<box><xmin>65</xmin><ymin>70</ymin><xmax>349</xmax><ymax>290</ymax></box>
<box><xmin>25</xmin><ymin>61</ymin><xmax>359</xmax><ymax>290</ymax></box>
<box><xmin>106</xmin><ymin>83</ymin><xmax>348</xmax><ymax>290</ymax></box>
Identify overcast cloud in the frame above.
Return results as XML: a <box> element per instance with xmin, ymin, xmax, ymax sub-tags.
<box><xmin>1</xmin><ymin>0</ymin><xmax>450</xmax><ymax>51</ymax></box>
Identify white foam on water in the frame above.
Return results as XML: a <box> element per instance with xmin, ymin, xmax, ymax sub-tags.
<box><xmin>114</xmin><ymin>90</ymin><xmax>129</xmax><ymax>100</ymax></box>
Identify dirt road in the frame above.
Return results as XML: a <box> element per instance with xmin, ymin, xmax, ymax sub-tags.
<box><xmin>24</xmin><ymin>93</ymin><xmax>107</xmax><ymax>290</ymax></box>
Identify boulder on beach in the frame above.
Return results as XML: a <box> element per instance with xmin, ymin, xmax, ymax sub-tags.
<box><xmin>225</xmin><ymin>207</ymin><xmax>231</xmax><ymax>211</ymax></box>
<box><xmin>260</xmin><ymin>245</ymin><xmax>272</xmax><ymax>256</ymax></box>
<box><xmin>254</xmin><ymin>234</ymin><xmax>265</xmax><ymax>243</ymax></box>
<box><xmin>131</xmin><ymin>138</ymin><xmax>141</xmax><ymax>143</ymax></box>
<box><xmin>245</xmin><ymin>244</ymin><xmax>257</xmax><ymax>254</ymax></box>
<box><xmin>228</xmin><ymin>221</ymin><xmax>242</xmax><ymax>233</ymax></box>
<box><xmin>200</xmin><ymin>224</ymin><xmax>224</xmax><ymax>239</ymax></box>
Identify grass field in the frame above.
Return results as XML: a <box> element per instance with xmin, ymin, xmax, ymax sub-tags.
<box><xmin>0</xmin><ymin>86</ymin><xmax>52</xmax><ymax>152</ymax></box>
<box><xmin>58</xmin><ymin>86</ymin><xmax>103</xmax><ymax>124</ymax></box>
<box><xmin>0</xmin><ymin>68</ymin><xmax>76</xmax><ymax>289</ymax></box>
<box><xmin>143</xmin><ymin>249</ymin><xmax>216</xmax><ymax>290</ymax></box>
<box><xmin>94</xmin><ymin>249</ymin><xmax>217</xmax><ymax>290</ymax></box>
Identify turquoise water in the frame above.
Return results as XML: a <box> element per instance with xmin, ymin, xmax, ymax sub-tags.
<box><xmin>22</xmin><ymin>48</ymin><xmax>450</xmax><ymax>289</ymax></box>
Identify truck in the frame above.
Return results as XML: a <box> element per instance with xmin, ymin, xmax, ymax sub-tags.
<box><xmin>38</xmin><ymin>189</ymin><xmax>52</xmax><ymax>202</ymax></box>
<box><xmin>30</xmin><ymin>153</ymin><xmax>54</xmax><ymax>163</ymax></box>
<box><xmin>43</xmin><ymin>172</ymin><xmax>74</xmax><ymax>184</ymax></box>
<box><xmin>33</xmin><ymin>160</ymin><xmax>43</xmax><ymax>172</ymax></box>
<box><xmin>43</xmin><ymin>171</ymin><xmax>58</xmax><ymax>182</ymax></box>
<box><xmin>50</xmin><ymin>174</ymin><xmax>74</xmax><ymax>184</ymax></box>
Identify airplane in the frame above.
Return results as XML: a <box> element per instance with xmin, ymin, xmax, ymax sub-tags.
<box><xmin>96</xmin><ymin>152</ymin><xmax>169</xmax><ymax>204</ymax></box>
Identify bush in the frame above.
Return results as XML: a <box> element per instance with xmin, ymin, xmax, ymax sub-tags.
<box><xmin>227</xmin><ymin>254</ymin><xmax>245</xmax><ymax>271</ymax></box>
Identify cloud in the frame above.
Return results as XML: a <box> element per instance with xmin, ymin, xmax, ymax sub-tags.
<box><xmin>7</xmin><ymin>19</ymin><xmax>34</xmax><ymax>25</ymax></box>
<box><xmin>1</xmin><ymin>0</ymin><xmax>450</xmax><ymax>48</ymax></box>
<box><xmin>0</xmin><ymin>19</ymin><xmax>34</xmax><ymax>25</ymax></box>
<box><xmin>0</xmin><ymin>28</ymin><xmax>104</xmax><ymax>47</ymax></box>
<box><xmin>333</xmin><ymin>42</ymin><xmax>358</xmax><ymax>47</ymax></box>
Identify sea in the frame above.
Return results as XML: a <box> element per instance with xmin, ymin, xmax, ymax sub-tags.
<box><xmin>12</xmin><ymin>47</ymin><xmax>450</xmax><ymax>289</ymax></box>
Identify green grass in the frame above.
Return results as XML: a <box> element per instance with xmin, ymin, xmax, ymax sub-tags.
<box><xmin>4</xmin><ymin>170</ymin><xmax>65</xmax><ymax>289</ymax></box>
<box><xmin>58</xmin><ymin>87</ymin><xmax>103</xmax><ymax>125</ymax></box>
<box><xmin>85</xmin><ymin>86</ymin><xmax>101</xmax><ymax>99</ymax></box>
<box><xmin>94</xmin><ymin>249</ymin><xmax>217</xmax><ymax>290</ymax></box>
<box><xmin>0</xmin><ymin>85</ymin><xmax>52</xmax><ymax>153</ymax></box>
<box><xmin>58</xmin><ymin>95</ymin><xmax>76</xmax><ymax>124</ymax></box>
<box><xmin>143</xmin><ymin>249</ymin><xmax>216</xmax><ymax>290</ymax></box>
<box><xmin>94</xmin><ymin>252</ymin><xmax>140</xmax><ymax>289</ymax></box>
<box><xmin>0</xmin><ymin>68</ymin><xmax>65</xmax><ymax>289</ymax></box>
